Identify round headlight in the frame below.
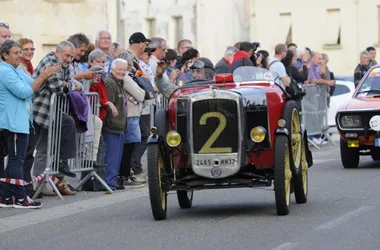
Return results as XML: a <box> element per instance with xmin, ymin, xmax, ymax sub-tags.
<box><xmin>278</xmin><ymin>119</ymin><xmax>286</xmax><ymax>128</ymax></box>
<box><xmin>250</xmin><ymin>126</ymin><xmax>267</xmax><ymax>143</ymax></box>
<box><xmin>166</xmin><ymin>131</ymin><xmax>182</xmax><ymax>147</ymax></box>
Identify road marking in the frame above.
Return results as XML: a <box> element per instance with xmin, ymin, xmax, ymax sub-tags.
<box><xmin>315</xmin><ymin>206</ymin><xmax>374</xmax><ymax>230</ymax></box>
<box><xmin>271</xmin><ymin>242</ymin><xmax>301</xmax><ymax>250</ymax></box>
<box><xmin>0</xmin><ymin>187</ymin><xmax>149</xmax><ymax>234</ymax></box>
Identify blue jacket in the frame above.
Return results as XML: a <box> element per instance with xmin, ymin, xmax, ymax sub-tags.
<box><xmin>0</xmin><ymin>61</ymin><xmax>34</xmax><ymax>134</ymax></box>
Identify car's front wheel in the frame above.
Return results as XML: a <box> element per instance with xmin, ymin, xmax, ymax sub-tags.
<box><xmin>147</xmin><ymin>144</ymin><xmax>168</xmax><ymax>220</ymax></box>
<box><xmin>340</xmin><ymin>138</ymin><xmax>359</xmax><ymax>168</ymax></box>
<box><xmin>274</xmin><ymin>135</ymin><xmax>292</xmax><ymax>216</ymax></box>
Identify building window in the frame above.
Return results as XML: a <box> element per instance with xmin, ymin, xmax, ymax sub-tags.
<box><xmin>146</xmin><ymin>18</ymin><xmax>156</xmax><ymax>38</ymax></box>
<box><xmin>279</xmin><ymin>13</ymin><xmax>292</xmax><ymax>45</ymax></box>
<box><xmin>325</xmin><ymin>9</ymin><xmax>341</xmax><ymax>46</ymax></box>
<box><xmin>173</xmin><ymin>16</ymin><xmax>183</xmax><ymax>46</ymax></box>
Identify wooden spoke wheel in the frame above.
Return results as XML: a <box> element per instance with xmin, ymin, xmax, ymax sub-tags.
<box><xmin>147</xmin><ymin>144</ymin><xmax>168</xmax><ymax>220</ymax></box>
<box><xmin>274</xmin><ymin>135</ymin><xmax>292</xmax><ymax>216</ymax></box>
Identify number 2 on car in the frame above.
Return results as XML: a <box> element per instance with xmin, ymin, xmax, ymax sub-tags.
<box><xmin>198</xmin><ymin>112</ymin><xmax>232</xmax><ymax>154</ymax></box>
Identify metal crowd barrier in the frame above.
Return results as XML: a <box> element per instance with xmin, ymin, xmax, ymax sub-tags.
<box><xmin>300</xmin><ymin>84</ymin><xmax>336</xmax><ymax>149</ymax></box>
<box><xmin>33</xmin><ymin>92</ymin><xmax>112</xmax><ymax>200</ymax></box>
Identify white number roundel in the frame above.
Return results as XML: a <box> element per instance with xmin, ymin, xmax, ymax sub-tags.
<box><xmin>370</xmin><ymin>115</ymin><xmax>380</xmax><ymax>131</ymax></box>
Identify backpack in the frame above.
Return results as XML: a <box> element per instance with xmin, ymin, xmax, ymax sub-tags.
<box><xmin>133</xmin><ymin>75</ymin><xmax>155</xmax><ymax>100</ymax></box>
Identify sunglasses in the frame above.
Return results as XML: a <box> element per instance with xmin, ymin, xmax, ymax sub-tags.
<box><xmin>0</xmin><ymin>22</ymin><xmax>10</xmax><ymax>29</ymax></box>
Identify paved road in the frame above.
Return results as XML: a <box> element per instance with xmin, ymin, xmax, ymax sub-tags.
<box><xmin>1</xmin><ymin>135</ymin><xmax>380</xmax><ymax>250</ymax></box>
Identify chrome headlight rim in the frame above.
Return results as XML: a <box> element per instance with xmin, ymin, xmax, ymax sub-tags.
<box><xmin>250</xmin><ymin>126</ymin><xmax>267</xmax><ymax>143</ymax></box>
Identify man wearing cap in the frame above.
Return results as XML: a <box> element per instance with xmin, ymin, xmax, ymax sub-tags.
<box><xmin>126</xmin><ymin>32</ymin><xmax>151</xmax><ymax>76</ymax></box>
<box><xmin>155</xmin><ymin>58</ymin><xmax>216</xmax><ymax>98</ymax></box>
<box><xmin>126</xmin><ymin>32</ymin><xmax>153</xmax><ymax>181</ymax></box>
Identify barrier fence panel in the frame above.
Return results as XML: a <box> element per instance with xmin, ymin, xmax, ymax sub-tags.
<box><xmin>33</xmin><ymin>92</ymin><xmax>113</xmax><ymax>200</ymax></box>
<box><xmin>300</xmin><ymin>84</ymin><xmax>334</xmax><ymax>149</ymax></box>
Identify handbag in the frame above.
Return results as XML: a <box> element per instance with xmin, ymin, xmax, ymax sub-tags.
<box><xmin>133</xmin><ymin>76</ymin><xmax>155</xmax><ymax>100</ymax></box>
<box><xmin>286</xmin><ymin>75</ymin><xmax>306</xmax><ymax>100</ymax></box>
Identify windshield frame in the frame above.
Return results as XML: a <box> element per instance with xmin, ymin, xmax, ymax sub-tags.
<box><xmin>356</xmin><ymin>67</ymin><xmax>380</xmax><ymax>97</ymax></box>
<box><xmin>233</xmin><ymin>66</ymin><xmax>275</xmax><ymax>84</ymax></box>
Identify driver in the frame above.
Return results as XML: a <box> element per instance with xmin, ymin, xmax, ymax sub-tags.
<box><xmin>156</xmin><ymin>58</ymin><xmax>215</xmax><ymax>98</ymax></box>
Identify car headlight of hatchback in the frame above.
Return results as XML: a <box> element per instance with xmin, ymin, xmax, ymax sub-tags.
<box><xmin>340</xmin><ymin>115</ymin><xmax>362</xmax><ymax>128</ymax></box>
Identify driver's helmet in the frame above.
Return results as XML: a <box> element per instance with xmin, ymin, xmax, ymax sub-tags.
<box><xmin>188</xmin><ymin>57</ymin><xmax>215</xmax><ymax>80</ymax></box>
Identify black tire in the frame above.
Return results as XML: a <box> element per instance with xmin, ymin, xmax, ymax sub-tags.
<box><xmin>147</xmin><ymin>144</ymin><xmax>167</xmax><ymax>220</ymax></box>
<box><xmin>274</xmin><ymin>135</ymin><xmax>292</xmax><ymax>216</ymax></box>
<box><xmin>371</xmin><ymin>149</ymin><xmax>380</xmax><ymax>161</ymax></box>
<box><xmin>293</xmin><ymin>134</ymin><xmax>308</xmax><ymax>204</ymax></box>
<box><xmin>340</xmin><ymin>138</ymin><xmax>359</xmax><ymax>169</ymax></box>
<box><xmin>177</xmin><ymin>190</ymin><xmax>193</xmax><ymax>209</ymax></box>
<box><xmin>282</xmin><ymin>101</ymin><xmax>302</xmax><ymax>171</ymax></box>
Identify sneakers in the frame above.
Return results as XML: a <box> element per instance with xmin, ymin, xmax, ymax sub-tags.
<box><xmin>125</xmin><ymin>177</ymin><xmax>145</xmax><ymax>188</ymax></box>
<box><xmin>0</xmin><ymin>197</ymin><xmax>14</xmax><ymax>208</ymax></box>
<box><xmin>1</xmin><ymin>196</ymin><xmax>42</xmax><ymax>209</ymax></box>
<box><xmin>130</xmin><ymin>175</ymin><xmax>146</xmax><ymax>184</ymax></box>
<box><xmin>58</xmin><ymin>160</ymin><xmax>77</xmax><ymax>178</ymax></box>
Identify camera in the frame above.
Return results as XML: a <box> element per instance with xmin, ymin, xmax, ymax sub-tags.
<box><xmin>250</xmin><ymin>42</ymin><xmax>260</xmax><ymax>66</ymax></box>
<box><xmin>252</xmin><ymin>42</ymin><xmax>260</xmax><ymax>53</ymax></box>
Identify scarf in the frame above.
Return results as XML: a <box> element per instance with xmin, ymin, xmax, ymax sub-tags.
<box><xmin>21</xmin><ymin>58</ymin><xmax>34</xmax><ymax>75</ymax></box>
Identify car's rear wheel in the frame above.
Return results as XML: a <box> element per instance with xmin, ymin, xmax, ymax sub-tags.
<box><xmin>274</xmin><ymin>135</ymin><xmax>292</xmax><ymax>216</ymax></box>
<box><xmin>293</xmin><ymin>133</ymin><xmax>308</xmax><ymax>204</ymax></box>
<box><xmin>340</xmin><ymin>138</ymin><xmax>359</xmax><ymax>169</ymax></box>
<box><xmin>283</xmin><ymin>101</ymin><xmax>302</xmax><ymax>171</ymax></box>
<box><xmin>177</xmin><ymin>190</ymin><xmax>193</xmax><ymax>209</ymax></box>
<box><xmin>147</xmin><ymin>144</ymin><xmax>167</xmax><ymax>220</ymax></box>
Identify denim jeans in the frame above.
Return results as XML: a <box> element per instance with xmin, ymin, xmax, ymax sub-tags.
<box><xmin>2</xmin><ymin>132</ymin><xmax>28</xmax><ymax>199</ymax></box>
<box><xmin>103</xmin><ymin>131</ymin><xmax>124</xmax><ymax>187</ymax></box>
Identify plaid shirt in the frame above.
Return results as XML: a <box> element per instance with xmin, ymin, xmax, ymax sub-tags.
<box><xmin>33</xmin><ymin>52</ymin><xmax>73</xmax><ymax>128</ymax></box>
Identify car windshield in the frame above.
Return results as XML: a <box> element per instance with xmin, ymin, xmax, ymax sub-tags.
<box><xmin>356</xmin><ymin>67</ymin><xmax>380</xmax><ymax>96</ymax></box>
<box><xmin>233</xmin><ymin>66</ymin><xmax>275</xmax><ymax>83</ymax></box>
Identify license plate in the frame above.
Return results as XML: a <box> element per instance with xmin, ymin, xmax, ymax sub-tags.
<box><xmin>375</xmin><ymin>138</ymin><xmax>380</xmax><ymax>147</ymax></box>
<box><xmin>195</xmin><ymin>158</ymin><xmax>237</xmax><ymax>166</ymax></box>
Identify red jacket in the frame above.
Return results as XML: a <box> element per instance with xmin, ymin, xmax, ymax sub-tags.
<box><xmin>90</xmin><ymin>78</ymin><xmax>109</xmax><ymax>120</ymax></box>
<box><xmin>229</xmin><ymin>51</ymin><xmax>250</xmax><ymax>66</ymax></box>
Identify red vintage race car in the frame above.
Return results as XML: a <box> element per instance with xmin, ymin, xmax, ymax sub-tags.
<box><xmin>147</xmin><ymin>66</ymin><xmax>313</xmax><ymax>220</ymax></box>
<box><xmin>336</xmin><ymin>66</ymin><xmax>380</xmax><ymax>168</ymax></box>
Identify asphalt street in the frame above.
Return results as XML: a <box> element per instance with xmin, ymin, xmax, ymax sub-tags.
<box><xmin>1</xmin><ymin>134</ymin><xmax>380</xmax><ymax>250</ymax></box>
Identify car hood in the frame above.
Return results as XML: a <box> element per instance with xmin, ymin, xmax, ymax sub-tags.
<box><xmin>343</xmin><ymin>96</ymin><xmax>380</xmax><ymax>110</ymax></box>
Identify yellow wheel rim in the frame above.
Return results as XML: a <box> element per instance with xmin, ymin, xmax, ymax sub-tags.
<box><xmin>158</xmin><ymin>150</ymin><xmax>166</xmax><ymax>210</ymax></box>
<box><xmin>291</xmin><ymin>109</ymin><xmax>302</xmax><ymax>168</ymax></box>
<box><xmin>285</xmin><ymin>145</ymin><xmax>292</xmax><ymax>206</ymax></box>
<box><xmin>301</xmin><ymin>138</ymin><xmax>308</xmax><ymax>194</ymax></box>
